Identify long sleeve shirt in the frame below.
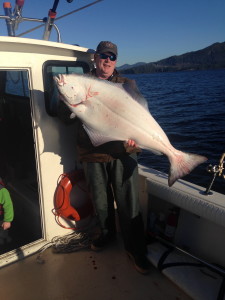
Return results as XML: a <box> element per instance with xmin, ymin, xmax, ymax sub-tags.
<box><xmin>0</xmin><ymin>187</ymin><xmax>14</xmax><ymax>222</ymax></box>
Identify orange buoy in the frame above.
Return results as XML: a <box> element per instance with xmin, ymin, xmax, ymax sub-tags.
<box><xmin>53</xmin><ymin>169</ymin><xmax>93</xmax><ymax>229</ymax></box>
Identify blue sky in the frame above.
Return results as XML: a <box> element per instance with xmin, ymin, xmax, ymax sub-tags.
<box><xmin>0</xmin><ymin>0</ymin><xmax>224</xmax><ymax>66</ymax></box>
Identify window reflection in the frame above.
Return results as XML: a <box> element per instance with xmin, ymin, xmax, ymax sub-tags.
<box><xmin>0</xmin><ymin>70</ymin><xmax>42</xmax><ymax>254</ymax></box>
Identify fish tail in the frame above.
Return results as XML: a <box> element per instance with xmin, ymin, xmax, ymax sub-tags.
<box><xmin>168</xmin><ymin>152</ymin><xmax>207</xmax><ymax>187</ymax></box>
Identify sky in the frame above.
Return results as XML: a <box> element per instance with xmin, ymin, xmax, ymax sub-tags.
<box><xmin>0</xmin><ymin>0</ymin><xmax>224</xmax><ymax>67</ymax></box>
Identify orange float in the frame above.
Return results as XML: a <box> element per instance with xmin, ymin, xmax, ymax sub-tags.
<box><xmin>53</xmin><ymin>169</ymin><xmax>93</xmax><ymax>229</ymax></box>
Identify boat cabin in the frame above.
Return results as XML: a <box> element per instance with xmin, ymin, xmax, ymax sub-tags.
<box><xmin>0</xmin><ymin>36</ymin><xmax>94</xmax><ymax>263</ymax></box>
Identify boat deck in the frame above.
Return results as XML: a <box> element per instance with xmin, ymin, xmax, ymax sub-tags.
<box><xmin>0</xmin><ymin>234</ymin><xmax>192</xmax><ymax>300</ymax></box>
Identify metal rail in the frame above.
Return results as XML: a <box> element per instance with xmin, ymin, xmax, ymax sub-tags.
<box><xmin>205</xmin><ymin>152</ymin><xmax>225</xmax><ymax>195</ymax></box>
<box><xmin>16</xmin><ymin>0</ymin><xmax>103</xmax><ymax>40</ymax></box>
<box><xmin>0</xmin><ymin>0</ymin><xmax>103</xmax><ymax>42</ymax></box>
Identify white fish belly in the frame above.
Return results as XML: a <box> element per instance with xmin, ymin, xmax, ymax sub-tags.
<box><xmin>74</xmin><ymin>82</ymin><xmax>174</xmax><ymax>156</ymax></box>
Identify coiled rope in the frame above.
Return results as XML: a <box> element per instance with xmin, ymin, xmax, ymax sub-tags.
<box><xmin>36</xmin><ymin>231</ymin><xmax>91</xmax><ymax>263</ymax></box>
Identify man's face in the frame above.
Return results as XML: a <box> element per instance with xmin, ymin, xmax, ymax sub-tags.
<box><xmin>94</xmin><ymin>52</ymin><xmax>117</xmax><ymax>78</ymax></box>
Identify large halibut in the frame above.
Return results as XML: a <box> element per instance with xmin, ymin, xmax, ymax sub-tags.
<box><xmin>54</xmin><ymin>73</ymin><xmax>207</xmax><ymax>186</ymax></box>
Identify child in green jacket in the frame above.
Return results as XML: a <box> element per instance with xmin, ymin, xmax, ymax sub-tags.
<box><xmin>0</xmin><ymin>178</ymin><xmax>14</xmax><ymax>230</ymax></box>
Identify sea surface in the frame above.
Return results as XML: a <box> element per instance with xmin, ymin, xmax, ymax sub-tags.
<box><xmin>126</xmin><ymin>69</ymin><xmax>225</xmax><ymax>195</ymax></box>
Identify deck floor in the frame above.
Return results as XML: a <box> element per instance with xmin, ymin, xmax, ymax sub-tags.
<box><xmin>0</xmin><ymin>234</ymin><xmax>193</xmax><ymax>300</ymax></box>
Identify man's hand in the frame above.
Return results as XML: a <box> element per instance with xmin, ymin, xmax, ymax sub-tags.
<box><xmin>125</xmin><ymin>139</ymin><xmax>137</xmax><ymax>148</ymax></box>
<box><xmin>123</xmin><ymin>139</ymin><xmax>141</xmax><ymax>154</ymax></box>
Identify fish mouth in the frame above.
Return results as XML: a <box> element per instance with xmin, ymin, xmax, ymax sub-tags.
<box><xmin>57</xmin><ymin>89</ymin><xmax>81</xmax><ymax>108</ymax></box>
<box><xmin>53</xmin><ymin>74</ymin><xmax>67</xmax><ymax>102</ymax></box>
<box><xmin>53</xmin><ymin>74</ymin><xmax>77</xmax><ymax>107</ymax></box>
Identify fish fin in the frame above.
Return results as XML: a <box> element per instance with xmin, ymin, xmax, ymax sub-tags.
<box><xmin>168</xmin><ymin>152</ymin><xmax>208</xmax><ymax>187</ymax></box>
<box><xmin>122</xmin><ymin>80</ymin><xmax>150</xmax><ymax>111</ymax></box>
<box><xmin>83</xmin><ymin>124</ymin><xmax>117</xmax><ymax>146</ymax></box>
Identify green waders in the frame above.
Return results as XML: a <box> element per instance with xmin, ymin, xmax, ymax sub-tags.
<box><xmin>82</xmin><ymin>153</ymin><xmax>147</xmax><ymax>256</ymax></box>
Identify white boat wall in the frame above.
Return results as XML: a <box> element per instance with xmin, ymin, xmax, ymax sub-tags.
<box><xmin>0</xmin><ymin>36</ymin><xmax>95</xmax><ymax>265</ymax></box>
<box><xmin>139</xmin><ymin>166</ymin><xmax>225</xmax><ymax>300</ymax></box>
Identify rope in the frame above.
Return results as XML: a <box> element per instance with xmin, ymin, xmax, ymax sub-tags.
<box><xmin>52</xmin><ymin>231</ymin><xmax>91</xmax><ymax>253</ymax></box>
<box><xmin>36</xmin><ymin>231</ymin><xmax>91</xmax><ymax>264</ymax></box>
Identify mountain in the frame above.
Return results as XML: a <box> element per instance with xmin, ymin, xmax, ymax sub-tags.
<box><xmin>120</xmin><ymin>42</ymin><xmax>225</xmax><ymax>74</ymax></box>
<box><xmin>117</xmin><ymin>62</ymin><xmax>146</xmax><ymax>71</ymax></box>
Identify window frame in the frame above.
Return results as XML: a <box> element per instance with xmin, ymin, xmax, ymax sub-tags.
<box><xmin>43</xmin><ymin>60</ymin><xmax>90</xmax><ymax>117</ymax></box>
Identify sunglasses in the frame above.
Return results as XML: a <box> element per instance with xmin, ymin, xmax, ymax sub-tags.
<box><xmin>98</xmin><ymin>53</ymin><xmax>117</xmax><ymax>61</ymax></box>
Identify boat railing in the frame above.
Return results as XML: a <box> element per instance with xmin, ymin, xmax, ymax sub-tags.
<box><xmin>0</xmin><ymin>0</ymin><xmax>103</xmax><ymax>43</ymax></box>
<box><xmin>205</xmin><ymin>152</ymin><xmax>225</xmax><ymax>195</ymax></box>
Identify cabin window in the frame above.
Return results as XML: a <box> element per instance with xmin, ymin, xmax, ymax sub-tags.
<box><xmin>5</xmin><ymin>71</ymin><xmax>29</xmax><ymax>97</ymax></box>
<box><xmin>0</xmin><ymin>69</ymin><xmax>42</xmax><ymax>255</ymax></box>
<box><xmin>43</xmin><ymin>61</ymin><xmax>90</xmax><ymax>116</ymax></box>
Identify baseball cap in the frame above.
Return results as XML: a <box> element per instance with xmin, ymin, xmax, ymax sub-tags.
<box><xmin>96</xmin><ymin>41</ymin><xmax>118</xmax><ymax>56</ymax></box>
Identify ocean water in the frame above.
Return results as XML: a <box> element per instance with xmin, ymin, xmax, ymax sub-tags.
<box><xmin>126</xmin><ymin>69</ymin><xmax>225</xmax><ymax>195</ymax></box>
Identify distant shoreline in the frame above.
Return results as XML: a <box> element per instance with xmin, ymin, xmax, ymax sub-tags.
<box><xmin>119</xmin><ymin>41</ymin><xmax>225</xmax><ymax>74</ymax></box>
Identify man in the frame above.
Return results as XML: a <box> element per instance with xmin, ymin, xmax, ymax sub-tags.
<box><xmin>58</xmin><ymin>41</ymin><xmax>151</xmax><ymax>274</ymax></box>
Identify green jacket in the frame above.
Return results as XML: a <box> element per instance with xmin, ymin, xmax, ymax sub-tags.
<box><xmin>0</xmin><ymin>185</ymin><xmax>14</xmax><ymax>222</ymax></box>
<box><xmin>57</xmin><ymin>69</ymin><xmax>141</xmax><ymax>162</ymax></box>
